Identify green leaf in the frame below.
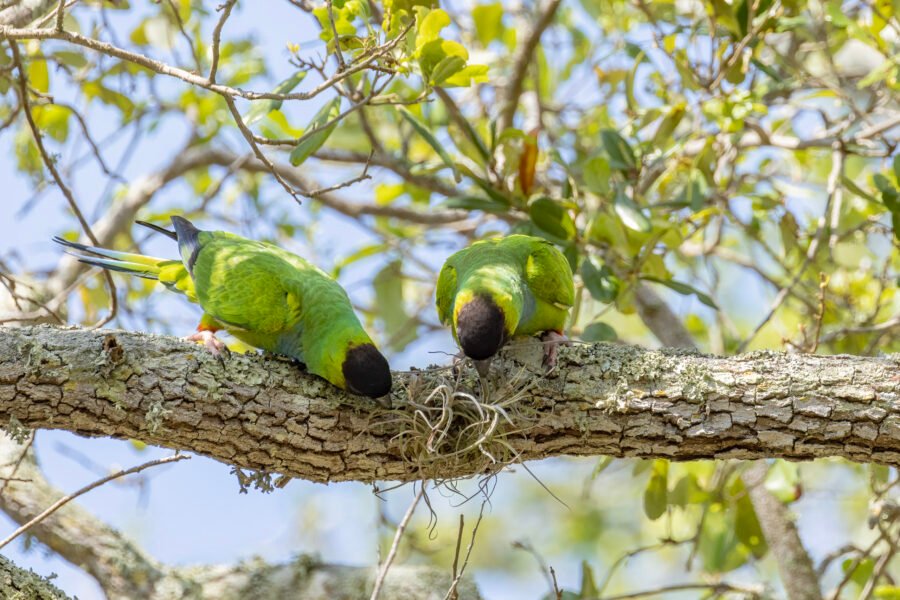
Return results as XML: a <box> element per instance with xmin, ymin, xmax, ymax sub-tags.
<box><xmin>53</xmin><ymin>51</ymin><xmax>88</xmax><ymax>69</ymax></box>
<box><xmin>582</xmin><ymin>321</ymin><xmax>617</xmax><ymax>342</ymax></box>
<box><xmin>875</xmin><ymin>173</ymin><xmax>900</xmax><ymax>210</ymax></box>
<box><xmin>416</xmin><ymin>7</ymin><xmax>451</xmax><ymax>48</ymax></box>
<box><xmin>613</xmin><ymin>188</ymin><xmax>651</xmax><ymax>232</ymax></box>
<box><xmin>856</xmin><ymin>55</ymin><xmax>898</xmax><ymax>89</ymax></box>
<box><xmin>581</xmin><ymin>257</ymin><xmax>619</xmax><ymax>303</ymax></box>
<box><xmin>641</xmin><ymin>276</ymin><xmax>718</xmax><ymax>309</ymax></box>
<box><xmin>874</xmin><ymin>586</ymin><xmax>900</xmax><ymax>599</ymax></box>
<box><xmin>678</xmin><ymin>169</ymin><xmax>708</xmax><ymax>212</ymax></box>
<box><xmin>601</xmin><ymin>129</ymin><xmax>636</xmax><ymax>171</ymax></box>
<box><xmin>373</xmin><ymin>261</ymin><xmax>417</xmax><ymax>352</ymax></box>
<box><xmin>894</xmin><ymin>154</ymin><xmax>900</xmax><ymax>183</ymax></box>
<box><xmin>670</xmin><ymin>473</ymin><xmax>707</xmax><ymax>506</ymax></box>
<box><xmin>653</xmin><ymin>103</ymin><xmax>686</xmax><ymax>147</ymax></box>
<box><xmin>732</xmin><ymin>478</ymin><xmax>768</xmax><ymax>559</ymax></box>
<box><xmin>442</xmin><ymin>97</ymin><xmax>490</xmax><ymax>162</ymax></box>
<box><xmin>27</xmin><ymin>58</ymin><xmax>49</xmax><ymax>94</ymax></box>
<box><xmin>842</xmin><ymin>557</ymin><xmax>875</xmax><ymax>588</ymax></box>
<box><xmin>244</xmin><ymin>71</ymin><xmax>307</xmax><ymax>126</ymax></box>
<box><xmin>764</xmin><ymin>460</ymin><xmax>801</xmax><ymax>503</ymax></box>
<box><xmin>643</xmin><ymin>459</ymin><xmax>668</xmax><ymax>520</ymax></box>
<box><xmin>332</xmin><ymin>243</ymin><xmax>390</xmax><ymax>277</ymax></box>
<box><xmin>289</xmin><ymin>97</ymin><xmax>342</xmax><ymax>166</ymax></box>
<box><xmin>443</xmin><ymin>64</ymin><xmax>489</xmax><ymax>87</ymax></box>
<box><xmin>33</xmin><ymin>105</ymin><xmax>70</xmax><ymax>142</ymax></box>
<box><xmin>582</xmin><ymin>156</ymin><xmax>611</xmax><ymax>195</ymax></box>
<box><xmin>472</xmin><ymin>3</ymin><xmax>504</xmax><ymax>46</ymax></box>
<box><xmin>397</xmin><ymin>105</ymin><xmax>461</xmax><ymax>182</ymax></box>
<box><xmin>578</xmin><ymin>561</ymin><xmax>599</xmax><ymax>599</ymax></box>
<box><xmin>529</xmin><ymin>197</ymin><xmax>576</xmax><ymax>240</ymax></box>
<box><xmin>429</xmin><ymin>55</ymin><xmax>467</xmax><ymax>85</ymax></box>
<box><xmin>83</xmin><ymin>81</ymin><xmax>135</xmax><ymax>120</ymax></box>
<box><xmin>442</xmin><ymin>196</ymin><xmax>509</xmax><ymax>213</ymax></box>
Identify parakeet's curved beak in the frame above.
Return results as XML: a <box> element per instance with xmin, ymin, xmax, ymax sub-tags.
<box><xmin>456</xmin><ymin>295</ymin><xmax>507</xmax><ymax>361</ymax></box>
<box><xmin>342</xmin><ymin>343</ymin><xmax>392</xmax><ymax>399</ymax></box>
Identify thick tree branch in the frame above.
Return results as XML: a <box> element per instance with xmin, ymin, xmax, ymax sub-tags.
<box><xmin>3</xmin><ymin>326</ymin><xmax>900</xmax><ymax>485</ymax></box>
<box><xmin>744</xmin><ymin>462</ymin><xmax>824</xmax><ymax>600</ymax></box>
<box><xmin>0</xmin><ymin>435</ymin><xmax>482</xmax><ymax>600</ymax></box>
<box><xmin>0</xmin><ymin>0</ymin><xmax>58</xmax><ymax>28</ymax></box>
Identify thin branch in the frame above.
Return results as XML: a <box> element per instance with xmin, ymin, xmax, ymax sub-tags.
<box><xmin>737</xmin><ymin>142</ymin><xmax>844</xmax><ymax>353</ymax></box>
<box><xmin>598</xmin><ymin>581</ymin><xmax>763</xmax><ymax>600</ymax></box>
<box><xmin>324</xmin><ymin>0</ymin><xmax>346</xmax><ymax>71</ymax></box>
<box><xmin>443</xmin><ymin>501</ymin><xmax>487</xmax><ymax>600</ymax></box>
<box><xmin>163</xmin><ymin>0</ymin><xmax>202</xmax><ymax>72</ymax></box>
<box><xmin>306</xmin><ymin>151</ymin><xmax>373</xmax><ymax>198</ymax></box>
<box><xmin>222</xmin><ymin>92</ymin><xmax>304</xmax><ymax>202</ymax></box>
<box><xmin>370</xmin><ymin>485</ymin><xmax>426</xmax><ymax>600</ymax></box>
<box><xmin>496</xmin><ymin>0</ymin><xmax>562</xmax><ymax>132</ymax></box>
<box><xmin>208</xmin><ymin>0</ymin><xmax>237</xmax><ymax>84</ymax></box>
<box><xmin>10</xmin><ymin>40</ymin><xmax>118</xmax><ymax>329</ymax></box>
<box><xmin>53</xmin><ymin>0</ymin><xmax>65</xmax><ymax>31</ymax></box>
<box><xmin>0</xmin><ymin>453</ymin><xmax>189</xmax><ymax>551</ymax></box>
<box><xmin>0</xmin><ymin>21</ymin><xmax>408</xmax><ymax>103</ymax></box>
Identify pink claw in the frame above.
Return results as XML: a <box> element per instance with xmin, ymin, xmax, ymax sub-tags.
<box><xmin>184</xmin><ymin>330</ymin><xmax>229</xmax><ymax>359</ymax></box>
<box><xmin>541</xmin><ymin>330</ymin><xmax>571</xmax><ymax>370</ymax></box>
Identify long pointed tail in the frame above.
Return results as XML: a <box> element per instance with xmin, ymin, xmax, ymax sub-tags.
<box><xmin>53</xmin><ymin>237</ymin><xmax>195</xmax><ymax>300</ymax></box>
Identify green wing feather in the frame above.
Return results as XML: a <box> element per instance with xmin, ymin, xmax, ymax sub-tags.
<box><xmin>524</xmin><ymin>239</ymin><xmax>575</xmax><ymax>310</ymax></box>
<box><xmin>435</xmin><ymin>262</ymin><xmax>458</xmax><ymax>326</ymax></box>
<box><xmin>190</xmin><ymin>237</ymin><xmax>301</xmax><ymax>334</ymax></box>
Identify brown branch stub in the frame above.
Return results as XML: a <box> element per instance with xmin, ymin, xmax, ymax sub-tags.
<box><xmin>3</xmin><ymin>326</ymin><xmax>900</xmax><ymax>484</ymax></box>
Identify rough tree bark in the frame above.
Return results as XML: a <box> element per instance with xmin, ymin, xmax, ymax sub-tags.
<box><xmin>2</xmin><ymin>325</ymin><xmax>900</xmax><ymax>485</ymax></box>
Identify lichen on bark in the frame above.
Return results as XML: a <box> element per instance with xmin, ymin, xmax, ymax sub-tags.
<box><xmin>2</xmin><ymin>325</ymin><xmax>900</xmax><ymax>485</ymax></box>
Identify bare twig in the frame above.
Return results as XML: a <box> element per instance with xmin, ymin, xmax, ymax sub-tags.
<box><xmin>208</xmin><ymin>0</ymin><xmax>237</xmax><ymax>83</ymax></box>
<box><xmin>222</xmin><ymin>93</ymin><xmax>304</xmax><ymax>202</ymax></box>
<box><xmin>496</xmin><ymin>0</ymin><xmax>562</xmax><ymax>132</ymax></box>
<box><xmin>0</xmin><ymin>453</ymin><xmax>189</xmax><ymax>551</ymax></box>
<box><xmin>443</xmin><ymin>500</ymin><xmax>487</xmax><ymax>600</ymax></box>
<box><xmin>737</xmin><ymin>143</ymin><xmax>844</xmax><ymax>353</ymax></box>
<box><xmin>0</xmin><ymin>21</ymin><xmax>407</xmax><ymax>103</ymax></box>
<box><xmin>164</xmin><ymin>0</ymin><xmax>202</xmax><ymax>72</ymax></box>
<box><xmin>599</xmin><ymin>581</ymin><xmax>764</xmax><ymax>600</ymax></box>
<box><xmin>306</xmin><ymin>151</ymin><xmax>373</xmax><ymax>198</ymax></box>
<box><xmin>370</xmin><ymin>485</ymin><xmax>426</xmax><ymax>600</ymax></box>
<box><xmin>10</xmin><ymin>40</ymin><xmax>118</xmax><ymax>329</ymax></box>
<box><xmin>53</xmin><ymin>0</ymin><xmax>65</xmax><ymax>31</ymax></box>
<box><xmin>324</xmin><ymin>0</ymin><xmax>346</xmax><ymax>71</ymax></box>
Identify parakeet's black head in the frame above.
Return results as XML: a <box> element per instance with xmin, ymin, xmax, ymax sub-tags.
<box><xmin>456</xmin><ymin>295</ymin><xmax>507</xmax><ymax>360</ymax></box>
<box><xmin>343</xmin><ymin>343</ymin><xmax>392</xmax><ymax>398</ymax></box>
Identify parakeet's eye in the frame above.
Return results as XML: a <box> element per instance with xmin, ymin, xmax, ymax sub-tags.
<box><xmin>343</xmin><ymin>343</ymin><xmax>392</xmax><ymax>398</ymax></box>
<box><xmin>456</xmin><ymin>295</ymin><xmax>506</xmax><ymax>360</ymax></box>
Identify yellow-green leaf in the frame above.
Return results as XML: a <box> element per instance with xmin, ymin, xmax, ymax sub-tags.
<box><xmin>289</xmin><ymin>97</ymin><xmax>341</xmax><ymax>166</ymax></box>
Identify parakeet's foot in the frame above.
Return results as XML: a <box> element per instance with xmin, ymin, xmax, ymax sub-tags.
<box><xmin>185</xmin><ymin>330</ymin><xmax>230</xmax><ymax>361</ymax></box>
<box><xmin>541</xmin><ymin>330</ymin><xmax>570</xmax><ymax>370</ymax></box>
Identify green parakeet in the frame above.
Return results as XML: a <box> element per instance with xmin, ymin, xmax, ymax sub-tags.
<box><xmin>54</xmin><ymin>216</ymin><xmax>392</xmax><ymax>399</ymax></box>
<box><xmin>435</xmin><ymin>234</ymin><xmax>574</xmax><ymax>371</ymax></box>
